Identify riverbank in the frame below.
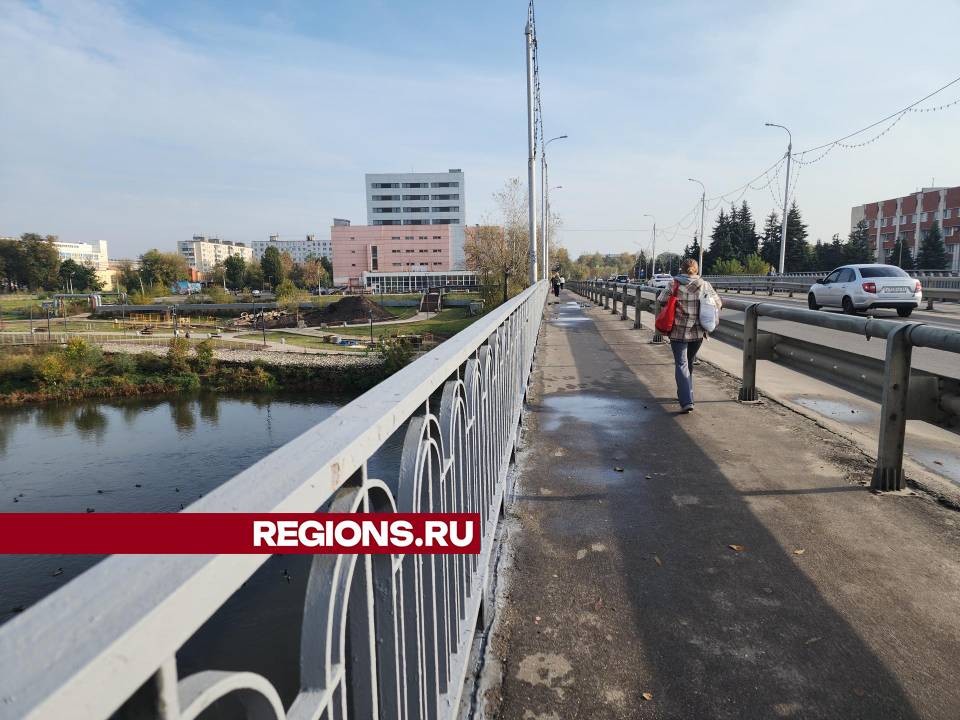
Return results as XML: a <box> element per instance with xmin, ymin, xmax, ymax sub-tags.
<box><xmin>0</xmin><ymin>338</ymin><xmax>392</xmax><ymax>407</ymax></box>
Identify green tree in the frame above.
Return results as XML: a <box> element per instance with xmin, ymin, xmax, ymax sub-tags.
<box><xmin>844</xmin><ymin>219</ymin><xmax>874</xmax><ymax>264</ymax></box>
<box><xmin>888</xmin><ymin>237</ymin><xmax>916</xmax><ymax>271</ymax></box>
<box><xmin>759</xmin><ymin>211</ymin><xmax>781</xmax><ymax>269</ymax></box>
<box><xmin>140</xmin><ymin>250</ymin><xmax>188</xmax><ymax>286</ymax></box>
<box><xmin>711</xmin><ymin>258</ymin><xmax>745</xmax><ymax>275</ymax></box>
<box><xmin>58</xmin><ymin>259</ymin><xmax>103</xmax><ymax>291</ymax></box>
<box><xmin>244</xmin><ymin>263</ymin><xmax>264</xmax><ymax>290</ymax></box>
<box><xmin>916</xmin><ymin>222</ymin><xmax>948</xmax><ymax>269</ymax></box>
<box><xmin>207</xmin><ymin>261</ymin><xmax>226</xmax><ymax>288</ymax></box>
<box><xmin>14</xmin><ymin>234</ymin><xmax>61</xmax><ymax>290</ymax></box>
<box><xmin>224</xmin><ymin>254</ymin><xmax>246</xmax><ymax>289</ymax></box>
<box><xmin>732</xmin><ymin>201</ymin><xmax>759</xmax><ymax>260</ymax></box>
<box><xmin>261</xmin><ymin>246</ymin><xmax>284</xmax><ymax>287</ymax></box>
<box><xmin>783</xmin><ymin>201</ymin><xmax>810</xmax><ymax>272</ymax></box>
<box><xmin>683</xmin><ymin>234</ymin><xmax>701</xmax><ymax>264</ymax></box>
<box><xmin>742</xmin><ymin>253</ymin><xmax>770</xmax><ymax>275</ymax></box>
<box><xmin>320</xmin><ymin>255</ymin><xmax>333</xmax><ymax>281</ymax></box>
<box><xmin>705</xmin><ymin>209</ymin><xmax>735</xmax><ymax>269</ymax></box>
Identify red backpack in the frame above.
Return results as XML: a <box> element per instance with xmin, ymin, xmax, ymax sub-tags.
<box><xmin>654</xmin><ymin>280</ymin><xmax>680</xmax><ymax>334</ymax></box>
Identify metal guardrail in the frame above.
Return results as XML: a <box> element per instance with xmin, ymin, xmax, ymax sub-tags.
<box><xmin>0</xmin><ymin>280</ymin><xmax>550</xmax><ymax>720</ymax></box>
<box><xmin>0</xmin><ymin>332</ymin><xmax>265</xmax><ymax>351</ymax></box>
<box><xmin>701</xmin><ymin>274</ymin><xmax>960</xmax><ymax>307</ymax></box>
<box><xmin>569</xmin><ymin>280</ymin><xmax>960</xmax><ymax>492</ymax></box>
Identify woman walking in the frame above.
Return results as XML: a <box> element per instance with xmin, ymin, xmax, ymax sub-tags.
<box><xmin>657</xmin><ymin>258</ymin><xmax>721</xmax><ymax>412</ymax></box>
<box><xmin>551</xmin><ymin>272</ymin><xmax>561</xmax><ymax>297</ymax></box>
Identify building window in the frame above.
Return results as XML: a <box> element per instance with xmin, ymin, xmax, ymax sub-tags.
<box><xmin>372</xmin><ymin>207</ymin><xmax>400</xmax><ymax>213</ymax></box>
<box><xmin>405</xmin><ymin>250</ymin><xmax>414</xmax><ymax>253</ymax></box>
<box><xmin>392</xmin><ymin>262</ymin><xmax>401</xmax><ymax>266</ymax></box>
<box><xmin>402</xmin><ymin>194</ymin><xmax>429</xmax><ymax>200</ymax></box>
<box><xmin>430</xmin><ymin>181</ymin><xmax>460</xmax><ymax>188</ymax></box>
<box><xmin>401</xmin><ymin>182</ymin><xmax>429</xmax><ymax>188</ymax></box>
<box><xmin>371</xmin><ymin>182</ymin><xmax>400</xmax><ymax>189</ymax></box>
<box><xmin>431</xmin><ymin>194</ymin><xmax>459</xmax><ymax>200</ymax></box>
<box><xmin>372</xmin><ymin>194</ymin><xmax>400</xmax><ymax>200</ymax></box>
<box><xmin>391</xmin><ymin>249</ymin><xmax>401</xmax><ymax>253</ymax></box>
<box><xmin>921</xmin><ymin>212</ymin><xmax>929</xmax><ymax>222</ymax></box>
<box><xmin>433</xmin><ymin>262</ymin><xmax>442</xmax><ymax>266</ymax></box>
<box><xmin>419</xmin><ymin>249</ymin><xmax>428</xmax><ymax>253</ymax></box>
<box><xmin>432</xmin><ymin>249</ymin><xmax>442</xmax><ymax>253</ymax></box>
<box><xmin>404</xmin><ymin>236</ymin><xmax>414</xmax><ymax>240</ymax></box>
<box><xmin>403</xmin><ymin>207</ymin><xmax>430</xmax><ymax>213</ymax></box>
<box><xmin>433</xmin><ymin>235</ymin><xmax>442</xmax><ymax>239</ymax></box>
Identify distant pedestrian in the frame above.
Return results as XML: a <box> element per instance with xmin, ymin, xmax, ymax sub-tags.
<box><xmin>551</xmin><ymin>273</ymin><xmax>561</xmax><ymax>297</ymax></box>
<box><xmin>559</xmin><ymin>275</ymin><xmax>565</xmax><ymax>290</ymax></box>
<box><xmin>657</xmin><ymin>258</ymin><xmax>721</xmax><ymax>413</ymax></box>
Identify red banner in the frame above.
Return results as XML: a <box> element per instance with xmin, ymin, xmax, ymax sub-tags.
<box><xmin>0</xmin><ymin>513</ymin><xmax>481</xmax><ymax>555</ymax></box>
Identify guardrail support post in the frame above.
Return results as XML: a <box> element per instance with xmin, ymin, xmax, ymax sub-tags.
<box><xmin>738</xmin><ymin>304</ymin><xmax>760</xmax><ymax>402</ymax></box>
<box><xmin>603</xmin><ymin>287</ymin><xmax>610</xmax><ymax>310</ymax></box>
<box><xmin>633</xmin><ymin>289</ymin><xmax>643</xmax><ymax>329</ymax></box>
<box><xmin>872</xmin><ymin>324</ymin><xmax>914</xmax><ymax>491</ymax></box>
<box><xmin>611</xmin><ymin>288</ymin><xmax>619</xmax><ymax>315</ymax></box>
<box><xmin>620</xmin><ymin>289</ymin><xmax>628</xmax><ymax>320</ymax></box>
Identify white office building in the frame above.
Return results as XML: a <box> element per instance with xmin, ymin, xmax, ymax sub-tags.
<box><xmin>251</xmin><ymin>234</ymin><xmax>332</xmax><ymax>264</ymax></box>
<box><xmin>51</xmin><ymin>239</ymin><xmax>110</xmax><ymax>270</ymax></box>
<box><xmin>177</xmin><ymin>236</ymin><xmax>253</xmax><ymax>273</ymax></box>
<box><xmin>365</xmin><ymin>169</ymin><xmax>466</xmax><ymax>268</ymax></box>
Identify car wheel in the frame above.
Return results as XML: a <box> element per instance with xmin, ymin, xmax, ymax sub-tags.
<box><xmin>897</xmin><ymin>307</ymin><xmax>913</xmax><ymax>318</ymax></box>
<box><xmin>842</xmin><ymin>296</ymin><xmax>856</xmax><ymax>315</ymax></box>
<box><xmin>807</xmin><ymin>293</ymin><xmax>821</xmax><ymax>310</ymax></box>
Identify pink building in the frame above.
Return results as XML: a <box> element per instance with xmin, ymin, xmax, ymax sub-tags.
<box><xmin>331</xmin><ymin>224</ymin><xmax>453</xmax><ymax>285</ymax></box>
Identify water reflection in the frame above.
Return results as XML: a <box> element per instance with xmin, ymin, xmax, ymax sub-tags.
<box><xmin>0</xmin><ymin>390</ymin><xmax>406</xmax><ymax>714</ymax></box>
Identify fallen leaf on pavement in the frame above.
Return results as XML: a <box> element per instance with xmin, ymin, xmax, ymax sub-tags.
<box><xmin>642</xmin><ymin>692</ymin><xmax>653</xmax><ymax>701</ymax></box>
<box><xmin>805</xmin><ymin>636</ymin><xmax>822</xmax><ymax>645</ymax></box>
<box><xmin>614</xmin><ymin>467</ymin><xmax>624</xmax><ymax>472</ymax></box>
<box><xmin>793</xmin><ymin>549</ymin><xmax>806</xmax><ymax>556</ymax></box>
<box><xmin>594</xmin><ymin>596</ymin><xmax>604</xmax><ymax>610</ymax></box>
<box><xmin>654</xmin><ymin>555</ymin><xmax>662</xmax><ymax>566</ymax></box>
<box><xmin>728</xmin><ymin>544</ymin><xmax>745</xmax><ymax>552</ymax></box>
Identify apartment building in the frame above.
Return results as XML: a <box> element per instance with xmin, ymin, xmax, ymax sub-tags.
<box><xmin>50</xmin><ymin>239</ymin><xmax>110</xmax><ymax>270</ymax></box>
<box><xmin>331</xmin><ymin>223</ymin><xmax>453</xmax><ymax>285</ymax></box>
<box><xmin>251</xmin><ymin>234</ymin><xmax>332</xmax><ymax>264</ymax></box>
<box><xmin>365</xmin><ymin>170</ymin><xmax>466</xmax><ymax>268</ymax></box>
<box><xmin>851</xmin><ymin>185</ymin><xmax>960</xmax><ymax>270</ymax></box>
<box><xmin>177</xmin><ymin>236</ymin><xmax>253</xmax><ymax>274</ymax></box>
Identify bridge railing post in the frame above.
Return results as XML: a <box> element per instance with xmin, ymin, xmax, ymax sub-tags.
<box><xmin>620</xmin><ymin>287</ymin><xmax>628</xmax><ymax>320</ymax></box>
<box><xmin>738</xmin><ymin>304</ymin><xmax>759</xmax><ymax>402</ymax></box>
<box><xmin>633</xmin><ymin>287</ymin><xmax>643</xmax><ymax>329</ymax></box>
<box><xmin>611</xmin><ymin>286</ymin><xmax>619</xmax><ymax>315</ymax></box>
<box><xmin>872</xmin><ymin>324</ymin><xmax>915</xmax><ymax>491</ymax></box>
<box><xmin>603</xmin><ymin>285</ymin><xmax>610</xmax><ymax>310</ymax></box>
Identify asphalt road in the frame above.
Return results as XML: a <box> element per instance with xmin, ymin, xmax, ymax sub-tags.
<box><xmin>714</xmin><ymin>292</ymin><xmax>960</xmax><ymax>378</ymax></box>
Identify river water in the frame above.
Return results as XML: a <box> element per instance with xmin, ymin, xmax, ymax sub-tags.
<box><xmin>0</xmin><ymin>392</ymin><xmax>405</xmax><ymax>712</ymax></box>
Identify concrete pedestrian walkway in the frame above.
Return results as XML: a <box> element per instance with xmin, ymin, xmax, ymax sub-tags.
<box><xmin>482</xmin><ymin>290</ymin><xmax>960</xmax><ymax>720</ymax></box>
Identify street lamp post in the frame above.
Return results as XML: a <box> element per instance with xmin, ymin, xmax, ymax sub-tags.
<box><xmin>765</xmin><ymin>122</ymin><xmax>792</xmax><ymax>274</ymax></box>
<box><xmin>688</xmin><ymin>178</ymin><xmax>706</xmax><ymax>272</ymax></box>
<box><xmin>643</xmin><ymin>214</ymin><xmax>656</xmax><ymax>278</ymax></box>
<box><xmin>542</xmin><ymin>135</ymin><xmax>568</xmax><ymax>279</ymax></box>
<box><xmin>524</xmin><ymin>19</ymin><xmax>538</xmax><ymax>284</ymax></box>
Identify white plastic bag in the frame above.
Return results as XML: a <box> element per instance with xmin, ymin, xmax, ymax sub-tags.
<box><xmin>699</xmin><ymin>287</ymin><xmax>719</xmax><ymax>333</ymax></box>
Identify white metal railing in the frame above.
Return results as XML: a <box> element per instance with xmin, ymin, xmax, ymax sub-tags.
<box><xmin>0</xmin><ymin>280</ymin><xmax>550</xmax><ymax>720</ymax></box>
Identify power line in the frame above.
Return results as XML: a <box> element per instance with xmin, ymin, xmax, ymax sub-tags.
<box><xmin>795</xmin><ymin>74</ymin><xmax>960</xmax><ymax>154</ymax></box>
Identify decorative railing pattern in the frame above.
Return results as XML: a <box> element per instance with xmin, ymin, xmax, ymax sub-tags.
<box><xmin>0</xmin><ymin>281</ymin><xmax>549</xmax><ymax>720</ymax></box>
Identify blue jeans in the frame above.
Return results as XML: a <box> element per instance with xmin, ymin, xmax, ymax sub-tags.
<box><xmin>670</xmin><ymin>339</ymin><xmax>703</xmax><ymax>407</ymax></box>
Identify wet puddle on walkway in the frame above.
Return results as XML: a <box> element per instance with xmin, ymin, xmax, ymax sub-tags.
<box><xmin>548</xmin><ymin>301</ymin><xmax>593</xmax><ymax>328</ymax></box>
<box><xmin>790</xmin><ymin>396</ymin><xmax>875</xmax><ymax>425</ymax></box>
<box><xmin>540</xmin><ymin>393</ymin><xmax>655</xmax><ymax>433</ymax></box>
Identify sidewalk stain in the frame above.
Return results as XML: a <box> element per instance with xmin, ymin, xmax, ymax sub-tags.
<box><xmin>790</xmin><ymin>395</ymin><xmax>875</xmax><ymax>425</ymax></box>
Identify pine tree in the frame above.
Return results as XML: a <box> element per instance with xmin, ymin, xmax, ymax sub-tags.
<box><xmin>759</xmin><ymin>211</ymin><xmax>781</xmax><ymax>269</ymax></box>
<box><xmin>916</xmin><ymin>222</ymin><xmax>948</xmax><ymax>270</ymax></box>
<box><xmin>888</xmin><ymin>237</ymin><xmax>916</xmax><ymax>271</ymax></box>
<box><xmin>844</xmin><ymin>219</ymin><xmax>874</xmax><ymax>264</ymax></box>
<box><xmin>784</xmin><ymin>201</ymin><xmax>810</xmax><ymax>272</ymax></box>
<box><xmin>705</xmin><ymin>209</ymin><xmax>735</xmax><ymax>269</ymax></box>
<box><xmin>683</xmin><ymin>233</ymin><xmax>701</xmax><ymax>262</ymax></box>
<box><xmin>732</xmin><ymin>200</ymin><xmax>758</xmax><ymax>260</ymax></box>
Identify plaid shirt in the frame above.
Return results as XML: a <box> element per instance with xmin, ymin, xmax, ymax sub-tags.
<box><xmin>657</xmin><ymin>276</ymin><xmax>721</xmax><ymax>341</ymax></box>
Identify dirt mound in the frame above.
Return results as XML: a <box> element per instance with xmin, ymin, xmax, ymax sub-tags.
<box><xmin>302</xmin><ymin>296</ymin><xmax>396</xmax><ymax>326</ymax></box>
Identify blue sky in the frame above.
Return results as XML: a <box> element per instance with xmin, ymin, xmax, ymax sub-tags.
<box><xmin>2</xmin><ymin>0</ymin><xmax>959</xmax><ymax>260</ymax></box>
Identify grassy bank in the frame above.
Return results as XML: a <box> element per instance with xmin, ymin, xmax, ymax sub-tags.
<box><xmin>0</xmin><ymin>337</ymin><xmax>392</xmax><ymax>407</ymax></box>
<box><xmin>335</xmin><ymin>307</ymin><xmax>478</xmax><ymax>339</ymax></box>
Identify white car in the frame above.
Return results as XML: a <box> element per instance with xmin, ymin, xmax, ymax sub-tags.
<box><xmin>651</xmin><ymin>273</ymin><xmax>674</xmax><ymax>289</ymax></box>
<box><xmin>807</xmin><ymin>264</ymin><xmax>922</xmax><ymax>317</ymax></box>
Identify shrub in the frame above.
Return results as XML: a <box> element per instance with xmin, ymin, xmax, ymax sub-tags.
<box><xmin>64</xmin><ymin>337</ymin><xmax>102</xmax><ymax>373</ymax></box>
<box><xmin>193</xmin><ymin>340</ymin><xmax>215</xmax><ymax>372</ymax></box>
<box><xmin>710</xmin><ymin>258</ymin><xmax>745</xmax><ymax>276</ymax></box>
<box><xmin>108</xmin><ymin>352</ymin><xmax>138</xmax><ymax>375</ymax></box>
<box><xmin>38</xmin><ymin>353</ymin><xmax>71</xmax><ymax>385</ymax></box>
<box><xmin>378</xmin><ymin>334</ymin><xmax>413</xmax><ymax>374</ymax></box>
<box><xmin>169</xmin><ymin>371</ymin><xmax>201</xmax><ymax>392</ymax></box>
<box><xmin>0</xmin><ymin>351</ymin><xmax>41</xmax><ymax>382</ymax></box>
<box><xmin>167</xmin><ymin>337</ymin><xmax>191</xmax><ymax>372</ymax></box>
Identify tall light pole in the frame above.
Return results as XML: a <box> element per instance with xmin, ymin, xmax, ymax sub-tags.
<box><xmin>542</xmin><ymin>135</ymin><xmax>568</xmax><ymax>279</ymax></box>
<box><xmin>765</xmin><ymin>122</ymin><xmax>792</xmax><ymax>274</ymax></box>
<box><xmin>643</xmin><ymin>214</ymin><xmax>656</xmax><ymax>278</ymax></box>
<box><xmin>688</xmin><ymin>178</ymin><xmax>706</xmax><ymax>272</ymax></box>
<box><xmin>524</xmin><ymin>19</ymin><xmax>538</xmax><ymax>284</ymax></box>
